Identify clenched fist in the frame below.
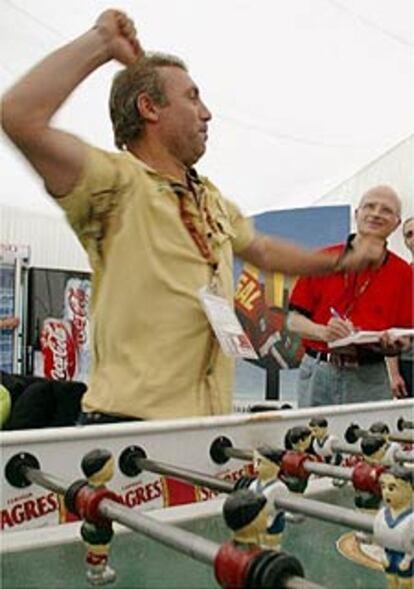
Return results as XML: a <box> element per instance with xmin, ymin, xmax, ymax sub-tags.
<box><xmin>94</xmin><ymin>9</ymin><xmax>144</xmax><ymax>66</ymax></box>
<box><xmin>336</xmin><ymin>236</ymin><xmax>385</xmax><ymax>273</ymax></box>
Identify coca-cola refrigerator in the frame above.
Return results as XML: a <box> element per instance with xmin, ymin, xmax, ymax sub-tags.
<box><xmin>27</xmin><ymin>268</ymin><xmax>91</xmax><ymax>383</ymax></box>
<box><xmin>0</xmin><ymin>243</ymin><xmax>30</xmax><ymax>374</ymax></box>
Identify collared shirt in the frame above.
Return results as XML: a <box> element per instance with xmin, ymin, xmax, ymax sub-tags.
<box><xmin>289</xmin><ymin>236</ymin><xmax>413</xmax><ymax>353</ymax></box>
<box><xmin>56</xmin><ymin>144</ymin><xmax>254</xmax><ymax>419</ymax></box>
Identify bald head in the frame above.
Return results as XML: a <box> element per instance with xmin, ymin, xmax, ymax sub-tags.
<box><xmin>355</xmin><ymin>185</ymin><xmax>401</xmax><ymax>240</ymax></box>
<box><xmin>359</xmin><ymin>185</ymin><xmax>401</xmax><ymax>218</ymax></box>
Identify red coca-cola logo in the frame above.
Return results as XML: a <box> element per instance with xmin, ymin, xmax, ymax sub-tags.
<box><xmin>67</xmin><ymin>287</ymin><xmax>89</xmax><ymax>347</ymax></box>
<box><xmin>40</xmin><ymin>319</ymin><xmax>77</xmax><ymax>380</ymax></box>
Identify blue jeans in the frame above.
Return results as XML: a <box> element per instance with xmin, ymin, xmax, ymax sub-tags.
<box><xmin>297</xmin><ymin>353</ymin><xmax>392</xmax><ymax>407</ymax></box>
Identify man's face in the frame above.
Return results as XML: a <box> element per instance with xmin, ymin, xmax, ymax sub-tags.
<box><xmin>355</xmin><ymin>187</ymin><xmax>401</xmax><ymax>240</ymax></box>
<box><xmin>156</xmin><ymin>66</ymin><xmax>212</xmax><ymax>167</ymax></box>
<box><xmin>403</xmin><ymin>219</ymin><xmax>414</xmax><ymax>258</ymax></box>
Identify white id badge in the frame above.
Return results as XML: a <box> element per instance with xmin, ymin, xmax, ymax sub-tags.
<box><xmin>198</xmin><ymin>286</ymin><xmax>258</xmax><ymax>359</ymax></box>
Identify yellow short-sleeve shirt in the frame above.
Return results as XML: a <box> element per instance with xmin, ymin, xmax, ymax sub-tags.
<box><xmin>57</xmin><ymin>144</ymin><xmax>255</xmax><ymax>419</ymax></box>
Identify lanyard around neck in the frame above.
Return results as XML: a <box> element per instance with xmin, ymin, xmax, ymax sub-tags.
<box><xmin>171</xmin><ymin>180</ymin><xmax>219</xmax><ymax>272</ymax></box>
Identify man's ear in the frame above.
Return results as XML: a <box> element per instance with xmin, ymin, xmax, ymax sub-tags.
<box><xmin>136</xmin><ymin>93</ymin><xmax>160</xmax><ymax>122</ymax></box>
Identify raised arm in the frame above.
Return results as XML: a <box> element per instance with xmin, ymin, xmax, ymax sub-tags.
<box><xmin>239</xmin><ymin>233</ymin><xmax>384</xmax><ymax>276</ymax></box>
<box><xmin>2</xmin><ymin>9</ymin><xmax>142</xmax><ymax>197</ymax></box>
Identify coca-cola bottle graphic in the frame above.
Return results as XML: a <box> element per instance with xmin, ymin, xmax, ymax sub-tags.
<box><xmin>40</xmin><ymin>318</ymin><xmax>77</xmax><ymax>380</ymax></box>
<box><xmin>63</xmin><ymin>278</ymin><xmax>91</xmax><ymax>382</ymax></box>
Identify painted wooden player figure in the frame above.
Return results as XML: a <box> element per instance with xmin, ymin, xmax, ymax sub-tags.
<box><xmin>216</xmin><ymin>489</ymin><xmax>304</xmax><ymax>588</ymax></box>
<box><xmin>80</xmin><ymin>449</ymin><xmax>117</xmax><ymax>586</ymax></box>
<box><xmin>281</xmin><ymin>426</ymin><xmax>316</xmax><ymax>493</ymax></box>
<box><xmin>377</xmin><ymin>465</ymin><xmax>414</xmax><ymax>589</ymax></box>
<box><xmin>249</xmin><ymin>446</ymin><xmax>287</xmax><ymax>548</ymax></box>
<box><xmin>369</xmin><ymin>422</ymin><xmax>402</xmax><ymax>466</ymax></box>
<box><xmin>308</xmin><ymin>417</ymin><xmax>342</xmax><ymax>465</ymax></box>
<box><xmin>353</xmin><ymin>435</ymin><xmax>388</xmax><ymax>510</ymax></box>
<box><xmin>284</xmin><ymin>426</ymin><xmax>314</xmax><ymax>454</ymax></box>
<box><xmin>223</xmin><ymin>488</ymin><xmax>269</xmax><ymax>548</ymax></box>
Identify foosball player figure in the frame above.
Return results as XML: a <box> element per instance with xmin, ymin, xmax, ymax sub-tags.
<box><xmin>224</xmin><ymin>489</ymin><xmax>269</xmax><ymax>549</ymax></box>
<box><xmin>215</xmin><ymin>489</ymin><xmax>305</xmax><ymax>589</ymax></box>
<box><xmin>376</xmin><ymin>465</ymin><xmax>414</xmax><ymax>589</ymax></box>
<box><xmin>280</xmin><ymin>426</ymin><xmax>318</xmax><ymax>494</ymax></box>
<box><xmin>308</xmin><ymin>416</ymin><xmax>342</xmax><ymax>466</ymax></box>
<box><xmin>353</xmin><ymin>436</ymin><xmax>388</xmax><ymax>511</ymax></box>
<box><xmin>249</xmin><ymin>446</ymin><xmax>287</xmax><ymax>549</ymax></box>
<box><xmin>80</xmin><ymin>449</ymin><xmax>117</xmax><ymax>586</ymax></box>
<box><xmin>369</xmin><ymin>422</ymin><xmax>402</xmax><ymax>466</ymax></box>
<box><xmin>284</xmin><ymin>426</ymin><xmax>314</xmax><ymax>454</ymax></box>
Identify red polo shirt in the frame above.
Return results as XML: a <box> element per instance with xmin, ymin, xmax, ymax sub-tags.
<box><xmin>289</xmin><ymin>242</ymin><xmax>414</xmax><ymax>353</ymax></box>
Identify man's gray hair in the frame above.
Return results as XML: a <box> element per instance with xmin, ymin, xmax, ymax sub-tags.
<box><xmin>109</xmin><ymin>52</ymin><xmax>187</xmax><ymax>150</ymax></box>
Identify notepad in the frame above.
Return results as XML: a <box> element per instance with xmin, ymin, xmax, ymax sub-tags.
<box><xmin>328</xmin><ymin>328</ymin><xmax>414</xmax><ymax>349</ymax></box>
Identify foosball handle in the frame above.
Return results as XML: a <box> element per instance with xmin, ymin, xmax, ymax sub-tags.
<box><xmin>397</xmin><ymin>417</ymin><xmax>414</xmax><ymax>432</ymax></box>
<box><xmin>246</xmin><ymin>550</ymin><xmax>305</xmax><ymax>588</ymax></box>
<box><xmin>214</xmin><ymin>542</ymin><xmax>305</xmax><ymax>589</ymax></box>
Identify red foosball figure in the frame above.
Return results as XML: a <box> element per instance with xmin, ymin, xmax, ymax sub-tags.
<box><xmin>215</xmin><ymin>489</ymin><xmax>304</xmax><ymax>588</ymax></box>
<box><xmin>79</xmin><ymin>449</ymin><xmax>117</xmax><ymax>586</ymax></box>
<box><xmin>281</xmin><ymin>426</ymin><xmax>319</xmax><ymax>493</ymax></box>
<box><xmin>353</xmin><ymin>436</ymin><xmax>388</xmax><ymax>510</ymax></box>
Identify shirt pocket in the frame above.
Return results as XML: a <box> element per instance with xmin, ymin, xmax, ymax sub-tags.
<box><xmin>210</xmin><ymin>210</ymin><xmax>235</xmax><ymax>251</ymax></box>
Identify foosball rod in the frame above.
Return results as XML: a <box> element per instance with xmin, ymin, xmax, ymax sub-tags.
<box><xmin>345</xmin><ymin>423</ymin><xmax>414</xmax><ymax>445</ymax></box>
<box><xmin>119</xmin><ymin>447</ymin><xmax>304</xmax><ymax>525</ymax></box>
<box><xmin>6</xmin><ymin>454</ymin><xmax>323</xmax><ymax>589</ymax></box>
<box><xmin>273</xmin><ymin>494</ymin><xmax>373</xmax><ymax>533</ymax></box>
<box><xmin>209</xmin><ymin>437</ymin><xmax>354</xmax><ymax>482</ymax></box>
<box><xmin>5</xmin><ymin>456</ymin><xmax>220</xmax><ymax>566</ymax></box>
<box><xmin>271</xmin><ymin>494</ymin><xmax>414</xmax><ymax>555</ymax></box>
<box><xmin>98</xmin><ymin>499</ymin><xmax>323</xmax><ymax>589</ymax></box>
<box><xmin>327</xmin><ymin>440</ymin><xmax>414</xmax><ymax>465</ymax></box>
<box><xmin>119</xmin><ymin>446</ymin><xmax>234</xmax><ymax>493</ymax></box>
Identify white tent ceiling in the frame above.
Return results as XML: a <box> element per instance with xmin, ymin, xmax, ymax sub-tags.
<box><xmin>1</xmin><ymin>0</ymin><xmax>413</xmax><ymax>219</ymax></box>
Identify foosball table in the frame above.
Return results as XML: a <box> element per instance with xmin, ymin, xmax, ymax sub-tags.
<box><xmin>2</xmin><ymin>399</ymin><xmax>413</xmax><ymax>589</ymax></box>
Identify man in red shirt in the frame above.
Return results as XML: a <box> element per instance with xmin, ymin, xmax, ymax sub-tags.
<box><xmin>287</xmin><ymin>185</ymin><xmax>413</xmax><ymax>407</ymax></box>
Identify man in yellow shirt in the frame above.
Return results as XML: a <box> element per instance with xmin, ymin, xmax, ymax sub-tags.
<box><xmin>3</xmin><ymin>9</ymin><xmax>384</xmax><ymax>422</ymax></box>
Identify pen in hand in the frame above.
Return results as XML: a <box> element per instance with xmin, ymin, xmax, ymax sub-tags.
<box><xmin>329</xmin><ymin>307</ymin><xmax>355</xmax><ymax>334</ymax></box>
<box><xmin>330</xmin><ymin>307</ymin><xmax>345</xmax><ymax>321</ymax></box>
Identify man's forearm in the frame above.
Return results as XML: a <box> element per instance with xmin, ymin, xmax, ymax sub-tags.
<box><xmin>240</xmin><ymin>235</ymin><xmax>338</xmax><ymax>275</ymax></box>
<box><xmin>386</xmin><ymin>356</ymin><xmax>400</xmax><ymax>378</ymax></box>
<box><xmin>2</xmin><ymin>29</ymin><xmax>110</xmax><ymax>140</ymax></box>
<box><xmin>286</xmin><ymin>311</ymin><xmax>327</xmax><ymax>341</ymax></box>
<box><xmin>240</xmin><ymin>234</ymin><xmax>384</xmax><ymax>276</ymax></box>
